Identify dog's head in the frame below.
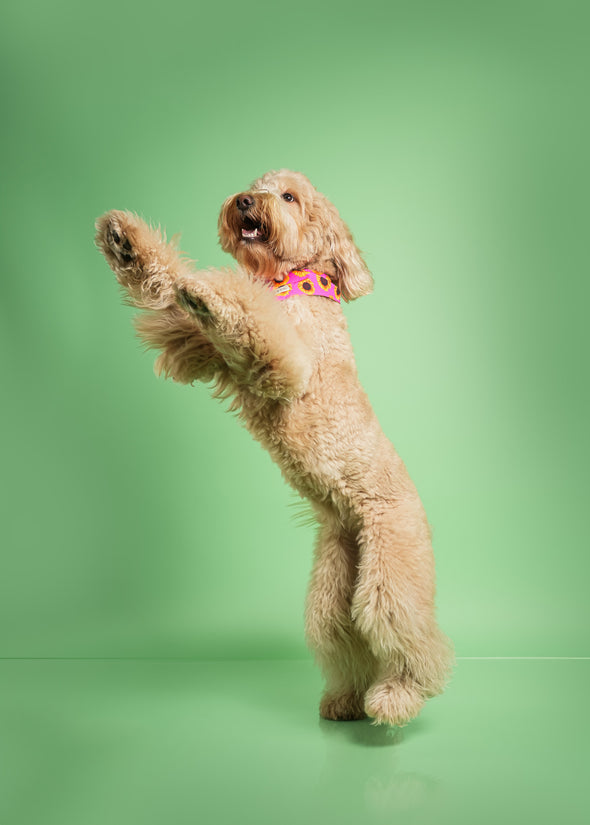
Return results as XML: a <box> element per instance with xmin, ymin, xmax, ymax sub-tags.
<box><xmin>218</xmin><ymin>170</ymin><xmax>373</xmax><ymax>301</ymax></box>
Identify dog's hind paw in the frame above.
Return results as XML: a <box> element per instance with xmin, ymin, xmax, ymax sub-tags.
<box><xmin>364</xmin><ymin>679</ymin><xmax>424</xmax><ymax>727</ymax></box>
<box><xmin>320</xmin><ymin>690</ymin><xmax>367</xmax><ymax>721</ymax></box>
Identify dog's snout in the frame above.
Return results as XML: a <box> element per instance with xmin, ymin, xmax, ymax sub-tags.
<box><xmin>236</xmin><ymin>193</ymin><xmax>254</xmax><ymax>212</ymax></box>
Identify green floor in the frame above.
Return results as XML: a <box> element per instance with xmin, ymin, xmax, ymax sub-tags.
<box><xmin>2</xmin><ymin>659</ymin><xmax>587</xmax><ymax>825</ymax></box>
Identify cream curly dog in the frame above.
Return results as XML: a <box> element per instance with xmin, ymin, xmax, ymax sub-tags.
<box><xmin>96</xmin><ymin>169</ymin><xmax>453</xmax><ymax>726</ymax></box>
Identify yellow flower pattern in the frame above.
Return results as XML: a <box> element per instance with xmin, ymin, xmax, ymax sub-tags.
<box><xmin>273</xmin><ymin>270</ymin><xmax>341</xmax><ymax>304</ymax></box>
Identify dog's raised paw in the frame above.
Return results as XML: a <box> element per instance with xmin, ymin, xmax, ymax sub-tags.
<box><xmin>176</xmin><ymin>287</ymin><xmax>212</xmax><ymax>318</ymax></box>
<box><xmin>106</xmin><ymin>214</ymin><xmax>136</xmax><ymax>265</ymax></box>
<box><xmin>95</xmin><ymin>210</ymin><xmax>139</xmax><ymax>271</ymax></box>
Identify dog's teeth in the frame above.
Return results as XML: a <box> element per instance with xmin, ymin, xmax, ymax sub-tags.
<box><xmin>242</xmin><ymin>227</ymin><xmax>259</xmax><ymax>238</ymax></box>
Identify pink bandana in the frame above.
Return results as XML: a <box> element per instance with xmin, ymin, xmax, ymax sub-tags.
<box><xmin>271</xmin><ymin>269</ymin><xmax>341</xmax><ymax>303</ymax></box>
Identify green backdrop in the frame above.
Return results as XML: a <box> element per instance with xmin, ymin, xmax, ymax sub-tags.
<box><xmin>1</xmin><ymin>0</ymin><xmax>588</xmax><ymax>660</ymax></box>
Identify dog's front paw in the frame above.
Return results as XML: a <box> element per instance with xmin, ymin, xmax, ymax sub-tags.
<box><xmin>175</xmin><ymin>276</ymin><xmax>230</xmax><ymax>328</ymax></box>
<box><xmin>176</xmin><ymin>286</ymin><xmax>213</xmax><ymax>319</ymax></box>
<box><xmin>95</xmin><ymin>210</ymin><xmax>139</xmax><ymax>273</ymax></box>
<box><xmin>95</xmin><ymin>211</ymin><xmax>178</xmax><ymax>308</ymax></box>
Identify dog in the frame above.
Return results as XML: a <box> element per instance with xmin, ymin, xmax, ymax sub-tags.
<box><xmin>95</xmin><ymin>169</ymin><xmax>453</xmax><ymax>725</ymax></box>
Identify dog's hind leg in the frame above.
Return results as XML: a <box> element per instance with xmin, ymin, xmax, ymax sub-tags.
<box><xmin>305</xmin><ymin>516</ymin><xmax>377</xmax><ymax>721</ymax></box>
<box><xmin>351</xmin><ymin>501</ymin><xmax>453</xmax><ymax>726</ymax></box>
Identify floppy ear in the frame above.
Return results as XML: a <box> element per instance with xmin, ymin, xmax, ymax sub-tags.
<box><xmin>321</xmin><ymin>196</ymin><xmax>374</xmax><ymax>301</ymax></box>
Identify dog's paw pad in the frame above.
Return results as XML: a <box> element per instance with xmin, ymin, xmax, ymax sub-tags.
<box><xmin>176</xmin><ymin>287</ymin><xmax>211</xmax><ymax>318</ymax></box>
<box><xmin>108</xmin><ymin>223</ymin><xmax>135</xmax><ymax>264</ymax></box>
<box><xmin>97</xmin><ymin>211</ymin><xmax>139</xmax><ymax>268</ymax></box>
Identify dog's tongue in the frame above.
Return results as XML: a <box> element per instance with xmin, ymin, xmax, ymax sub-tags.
<box><xmin>242</xmin><ymin>227</ymin><xmax>259</xmax><ymax>239</ymax></box>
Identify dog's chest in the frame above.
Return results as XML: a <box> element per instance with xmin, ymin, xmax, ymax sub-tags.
<box><xmin>239</xmin><ymin>366</ymin><xmax>373</xmax><ymax>504</ymax></box>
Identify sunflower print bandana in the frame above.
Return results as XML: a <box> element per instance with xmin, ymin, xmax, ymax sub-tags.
<box><xmin>271</xmin><ymin>269</ymin><xmax>341</xmax><ymax>303</ymax></box>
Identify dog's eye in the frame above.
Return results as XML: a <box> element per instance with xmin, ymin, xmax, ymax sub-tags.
<box><xmin>282</xmin><ymin>192</ymin><xmax>295</xmax><ymax>203</ymax></box>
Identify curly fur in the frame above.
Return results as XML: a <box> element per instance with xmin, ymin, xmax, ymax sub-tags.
<box><xmin>95</xmin><ymin>169</ymin><xmax>453</xmax><ymax>726</ymax></box>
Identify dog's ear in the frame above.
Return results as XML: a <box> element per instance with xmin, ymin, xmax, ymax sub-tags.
<box><xmin>331</xmin><ymin>229</ymin><xmax>374</xmax><ymax>301</ymax></box>
<box><xmin>319</xmin><ymin>195</ymin><xmax>374</xmax><ymax>301</ymax></box>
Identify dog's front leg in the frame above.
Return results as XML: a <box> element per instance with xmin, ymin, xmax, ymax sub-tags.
<box><xmin>177</xmin><ymin>273</ymin><xmax>313</xmax><ymax>400</ymax></box>
<box><xmin>96</xmin><ymin>211</ymin><xmax>225</xmax><ymax>383</ymax></box>
<box><xmin>95</xmin><ymin>210</ymin><xmax>188</xmax><ymax>310</ymax></box>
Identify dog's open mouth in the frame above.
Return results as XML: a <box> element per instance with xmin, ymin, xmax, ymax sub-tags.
<box><xmin>240</xmin><ymin>218</ymin><xmax>264</xmax><ymax>241</ymax></box>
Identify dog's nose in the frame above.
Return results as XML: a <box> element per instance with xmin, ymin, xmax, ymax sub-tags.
<box><xmin>236</xmin><ymin>194</ymin><xmax>254</xmax><ymax>212</ymax></box>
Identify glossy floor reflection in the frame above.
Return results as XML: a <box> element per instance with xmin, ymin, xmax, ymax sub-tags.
<box><xmin>1</xmin><ymin>659</ymin><xmax>587</xmax><ymax>825</ymax></box>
